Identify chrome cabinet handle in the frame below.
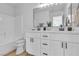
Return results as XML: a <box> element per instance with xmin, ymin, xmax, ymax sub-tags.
<box><xmin>43</xmin><ymin>53</ymin><xmax>48</xmax><ymax>55</ymax></box>
<box><xmin>62</xmin><ymin>42</ymin><xmax>63</xmax><ymax>48</ymax></box>
<box><xmin>30</xmin><ymin>37</ymin><xmax>34</xmax><ymax>43</ymax></box>
<box><xmin>66</xmin><ymin>43</ymin><xmax>67</xmax><ymax>49</ymax></box>
<box><xmin>42</xmin><ymin>43</ymin><xmax>48</xmax><ymax>45</ymax></box>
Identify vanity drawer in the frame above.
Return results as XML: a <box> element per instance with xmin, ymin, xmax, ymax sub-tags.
<box><xmin>41</xmin><ymin>39</ymin><xmax>49</xmax><ymax>46</ymax></box>
<box><xmin>40</xmin><ymin>51</ymin><xmax>49</xmax><ymax>56</ymax></box>
<box><xmin>40</xmin><ymin>46</ymin><xmax>49</xmax><ymax>56</ymax></box>
<box><xmin>41</xmin><ymin>33</ymin><xmax>50</xmax><ymax>39</ymax></box>
<box><xmin>40</xmin><ymin>47</ymin><xmax>49</xmax><ymax>56</ymax></box>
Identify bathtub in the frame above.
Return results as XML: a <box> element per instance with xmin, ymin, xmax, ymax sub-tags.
<box><xmin>0</xmin><ymin>39</ymin><xmax>16</xmax><ymax>56</ymax></box>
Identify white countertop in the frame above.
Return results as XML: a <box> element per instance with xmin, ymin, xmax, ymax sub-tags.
<box><xmin>26</xmin><ymin>30</ymin><xmax>79</xmax><ymax>35</ymax></box>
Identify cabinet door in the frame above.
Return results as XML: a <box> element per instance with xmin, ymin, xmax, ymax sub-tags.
<box><xmin>26</xmin><ymin>37</ymin><xmax>40</xmax><ymax>56</ymax></box>
<box><xmin>30</xmin><ymin>38</ymin><xmax>40</xmax><ymax>56</ymax></box>
<box><xmin>65</xmin><ymin>42</ymin><xmax>79</xmax><ymax>56</ymax></box>
<box><xmin>26</xmin><ymin>37</ymin><xmax>33</xmax><ymax>54</ymax></box>
<box><xmin>50</xmin><ymin>40</ymin><xmax>64</xmax><ymax>56</ymax></box>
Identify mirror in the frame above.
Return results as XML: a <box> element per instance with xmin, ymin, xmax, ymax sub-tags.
<box><xmin>33</xmin><ymin>3</ymin><xmax>75</xmax><ymax>28</ymax></box>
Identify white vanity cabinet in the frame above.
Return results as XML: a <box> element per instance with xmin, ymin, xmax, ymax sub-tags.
<box><xmin>26</xmin><ymin>32</ymin><xmax>40</xmax><ymax>56</ymax></box>
<box><xmin>26</xmin><ymin>31</ymin><xmax>79</xmax><ymax>56</ymax></box>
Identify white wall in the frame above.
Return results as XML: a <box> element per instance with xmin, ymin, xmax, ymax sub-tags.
<box><xmin>0</xmin><ymin>3</ymin><xmax>15</xmax><ymax>16</ymax></box>
<box><xmin>15</xmin><ymin>16</ymin><xmax>23</xmax><ymax>38</ymax></box>
<box><xmin>15</xmin><ymin>3</ymin><xmax>39</xmax><ymax>37</ymax></box>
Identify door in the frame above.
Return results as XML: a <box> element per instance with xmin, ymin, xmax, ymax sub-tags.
<box><xmin>50</xmin><ymin>40</ymin><xmax>64</xmax><ymax>56</ymax></box>
<box><xmin>65</xmin><ymin>42</ymin><xmax>79</xmax><ymax>56</ymax></box>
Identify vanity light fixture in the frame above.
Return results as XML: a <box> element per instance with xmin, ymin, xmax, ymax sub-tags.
<box><xmin>35</xmin><ymin>3</ymin><xmax>58</xmax><ymax>8</ymax></box>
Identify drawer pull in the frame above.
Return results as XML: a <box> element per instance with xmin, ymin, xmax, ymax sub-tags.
<box><xmin>43</xmin><ymin>53</ymin><xmax>48</xmax><ymax>55</ymax></box>
<box><xmin>42</xmin><ymin>43</ymin><xmax>48</xmax><ymax>45</ymax></box>
<box><xmin>42</xmin><ymin>35</ymin><xmax>48</xmax><ymax>37</ymax></box>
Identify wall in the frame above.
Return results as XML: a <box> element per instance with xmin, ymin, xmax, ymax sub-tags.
<box><xmin>15</xmin><ymin>3</ymin><xmax>39</xmax><ymax>38</ymax></box>
<box><xmin>0</xmin><ymin>3</ymin><xmax>15</xmax><ymax>16</ymax></box>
